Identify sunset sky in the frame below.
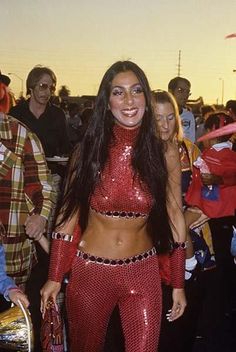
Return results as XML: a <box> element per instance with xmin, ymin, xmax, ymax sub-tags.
<box><xmin>1</xmin><ymin>0</ymin><xmax>236</xmax><ymax>104</ymax></box>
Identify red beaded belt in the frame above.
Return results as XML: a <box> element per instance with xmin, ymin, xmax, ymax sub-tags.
<box><xmin>76</xmin><ymin>247</ymin><xmax>157</xmax><ymax>266</ymax></box>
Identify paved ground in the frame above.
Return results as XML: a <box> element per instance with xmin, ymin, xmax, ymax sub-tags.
<box><xmin>193</xmin><ymin>310</ymin><xmax>236</xmax><ymax>352</ymax></box>
<box><xmin>104</xmin><ymin>304</ymin><xmax>236</xmax><ymax>352</ymax></box>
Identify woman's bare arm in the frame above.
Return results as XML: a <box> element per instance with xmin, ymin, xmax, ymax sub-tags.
<box><xmin>165</xmin><ymin>141</ymin><xmax>187</xmax><ymax>321</ymax></box>
<box><xmin>165</xmin><ymin>142</ymin><xmax>187</xmax><ymax>243</ymax></box>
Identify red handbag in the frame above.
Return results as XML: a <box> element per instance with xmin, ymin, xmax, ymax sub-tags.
<box><xmin>41</xmin><ymin>298</ymin><xmax>64</xmax><ymax>352</ymax></box>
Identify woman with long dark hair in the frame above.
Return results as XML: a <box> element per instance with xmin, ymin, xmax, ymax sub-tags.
<box><xmin>41</xmin><ymin>61</ymin><xmax>187</xmax><ymax>351</ymax></box>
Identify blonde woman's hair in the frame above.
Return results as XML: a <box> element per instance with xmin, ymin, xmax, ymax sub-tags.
<box><xmin>152</xmin><ymin>90</ymin><xmax>184</xmax><ymax>143</ymax></box>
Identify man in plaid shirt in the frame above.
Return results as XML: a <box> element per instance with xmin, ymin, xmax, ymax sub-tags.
<box><xmin>0</xmin><ymin>73</ymin><xmax>55</xmax><ymax>289</ymax></box>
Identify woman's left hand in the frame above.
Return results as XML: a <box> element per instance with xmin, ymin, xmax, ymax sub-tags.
<box><xmin>167</xmin><ymin>288</ymin><xmax>187</xmax><ymax>322</ymax></box>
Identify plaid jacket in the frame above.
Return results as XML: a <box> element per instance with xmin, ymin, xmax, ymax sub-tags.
<box><xmin>0</xmin><ymin>112</ymin><xmax>55</xmax><ymax>284</ymax></box>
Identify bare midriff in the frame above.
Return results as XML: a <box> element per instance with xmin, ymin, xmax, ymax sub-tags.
<box><xmin>78</xmin><ymin>208</ymin><xmax>153</xmax><ymax>259</ymax></box>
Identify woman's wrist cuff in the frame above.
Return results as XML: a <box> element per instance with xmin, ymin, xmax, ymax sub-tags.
<box><xmin>170</xmin><ymin>246</ymin><xmax>186</xmax><ymax>288</ymax></box>
<box><xmin>52</xmin><ymin>232</ymin><xmax>73</xmax><ymax>242</ymax></box>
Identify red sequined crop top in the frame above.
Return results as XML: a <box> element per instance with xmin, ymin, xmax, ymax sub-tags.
<box><xmin>90</xmin><ymin>124</ymin><xmax>153</xmax><ymax>218</ymax></box>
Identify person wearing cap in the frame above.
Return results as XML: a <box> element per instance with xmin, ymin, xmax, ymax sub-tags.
<box><xmin>186</xmin><ymin>112</ymin><xmax>236</xmax><ymax>212</ymax></box>
<box><xmin>186</xmin><ymin>112</ymin><xmax>236</xmax><ymax>325</ymax></box>
<box><xmin>0</xmin><ymin>71</ymin><xmax>11</xmax><ymax>114</ymax></box>
<box><xmin>0</xmin><ymin>71</ymin><xmax>11</xmax><ymax>87</ymax></box>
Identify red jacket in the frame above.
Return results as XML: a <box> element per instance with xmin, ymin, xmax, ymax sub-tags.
<box><xmin>185</xmin><ymin>147</ymin><xmax>236</xmax><ymax>218</ymax></box>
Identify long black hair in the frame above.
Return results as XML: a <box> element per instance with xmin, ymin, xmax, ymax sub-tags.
<box><xmin>57</xmin><ymin>61</ymin><xmax>173</xmax><ymax>252</ymax></box>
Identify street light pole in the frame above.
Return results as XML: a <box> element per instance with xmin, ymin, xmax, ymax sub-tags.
<box><xmin>233</xmin><ymin>70</ymin><xmax>236</xmax><ymax>99</ymax></box>
<box><xmin>219</xmin><ymin>78</ymin><xmax>224</xmax><ymax>105</ymax></box>
<box><xmin>8</xmin><ymin>72</ymin><xmax>24</xmax><ymax>97</ymax></box>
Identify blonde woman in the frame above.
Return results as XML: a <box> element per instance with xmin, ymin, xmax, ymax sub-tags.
<box><xmin>153</xmin><ymin>90</ymin><xmax>216</xmax><ymax>352</ymax></box>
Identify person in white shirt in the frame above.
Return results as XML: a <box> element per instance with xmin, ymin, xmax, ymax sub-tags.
<box><xmin>168</xmin><ymin>76</ymin><xmax>196</xmax><ymax>143</ymax></box>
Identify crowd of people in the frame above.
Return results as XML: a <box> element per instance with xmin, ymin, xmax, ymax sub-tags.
<box><xmin>0</xmin><ymin>63</ymin><xmax>236</xmax><ymax>352</ymax></box>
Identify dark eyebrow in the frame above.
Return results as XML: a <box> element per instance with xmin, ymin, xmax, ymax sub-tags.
<box><xmin>111</xmin><ymin>83</ymin><xmax>141</xmax><ymax>90</ymax></box>
<box><xmin>111</xmin><ymin>85</ymin><xmax>123</xmax><ymax>89</ymax></box>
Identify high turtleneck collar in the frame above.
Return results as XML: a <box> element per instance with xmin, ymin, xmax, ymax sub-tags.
<box><xmin>113</xmin><ymin>123</ymin><xmax>140</xmax><ymax>143</ymax></box>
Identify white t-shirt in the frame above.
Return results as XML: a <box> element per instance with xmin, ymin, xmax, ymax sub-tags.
<box><xmin>180</xmin><ymin>108</ymin><xmax>196</xmax><ymax>143</ymax></box>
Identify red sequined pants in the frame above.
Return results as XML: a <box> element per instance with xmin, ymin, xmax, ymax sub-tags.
<box><xmin>66</xmin><ymin>251</ymin><xmax>162</xmax><ymax>352</ymax></box>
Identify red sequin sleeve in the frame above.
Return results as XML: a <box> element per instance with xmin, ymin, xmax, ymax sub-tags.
<box><xmin>48</xmin><ymin>223</ymin><xmax>81</xmax><ymax>282</ymax></box>
<box><xmin>169</xmin><ymin>245</ymin><xmax>186</xmax><ymax>289</ymax></box>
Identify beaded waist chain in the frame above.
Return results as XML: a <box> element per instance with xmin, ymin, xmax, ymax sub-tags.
<box><xmin>76</xmin><ymin>247</ymin><xmax>157</xmax><ymax>266</ymax></box>
<box><xmin>90</xmin><ymin>207</ymin><xmax>147</xmax><ymax>219</ymax></box>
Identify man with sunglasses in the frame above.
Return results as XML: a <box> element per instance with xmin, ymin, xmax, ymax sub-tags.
<box><xmin>168</xmin><ymin>76</ymin><xmax>196</xmax><ymax>142</ymax></box>
<box><xmin>10</xmin><ymin>66</ymin><xmax>71</xmax><ymax>231</ymax></box>
<box><xmin>9</xmin><ymin>66</ymin><xmax>70</xmax><ymax>351</ymax></box>
<box><xmin>9</xmin><ymin>66</ymin><xmax>70</xmax><ymax>170</ymax></box>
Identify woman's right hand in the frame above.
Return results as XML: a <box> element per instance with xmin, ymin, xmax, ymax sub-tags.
<box><xmin>40</xmin><ymin>280</ymin><xmax>61</xmax><ymax>318</ymax></box>
<box><xmin>167</xmin><ymin>288</ymin><xmax>187</xmax><ymax>322</ymax></box>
